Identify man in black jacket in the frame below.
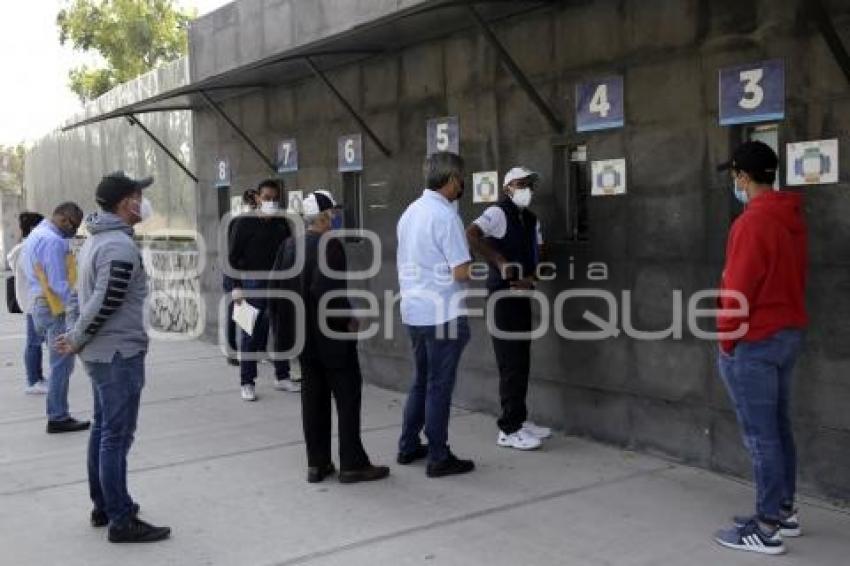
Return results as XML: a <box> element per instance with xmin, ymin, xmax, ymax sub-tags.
<box><xmin>229</xmin><ymin>179</ymin><xmax>299</xmax><ymax>401</ymax></box>
<box><xmin>270</xmin><ymin>190</ymin><xmax>389</xmax><ymax>484</ymax></box>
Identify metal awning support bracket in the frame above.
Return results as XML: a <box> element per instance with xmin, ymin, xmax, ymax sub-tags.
<box><xmin>126</xmin><ymin>113</ymin><xmax>199</xmax><ymax>183</ymax></box>
<box><xmin>807</xmin><ymin>0</ymin><xmax>850</xmax><ymax>86</ymax></box>
<box><xmin>199</xmin><ymin>90</ymin><xmax>278</xmax><ymax>173</ymax></box>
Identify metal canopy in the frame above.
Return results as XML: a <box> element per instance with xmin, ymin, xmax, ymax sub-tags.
<box><xmin>61</xmin><ymin>0</ymin><xmax>558</xmax><ymax>132</ymax></box>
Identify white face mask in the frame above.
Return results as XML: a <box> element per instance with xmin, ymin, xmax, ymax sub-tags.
<box><xmin>511</xmin><ymin>188</ymin><xmax>533</xmax><ymax>208</ymax></box>
<box><xmin>260</xmin><ymin>201</ymin><xmax>279</xmax><ymax>215</ymax></box>
<box><xmin>131</xmin><ymin>197</ymin><xmax>154</xmax><ymax>222</ymax></box>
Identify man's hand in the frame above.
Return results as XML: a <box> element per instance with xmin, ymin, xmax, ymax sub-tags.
<box><xmin>232</xmin><ymin>288</ymin><xmax>245</xmax><ymax>304</ymax></box>
<box><xmin>54</xmin><ymin>334</ymin><xmax>79</xmax><ymax>355</ymax></box>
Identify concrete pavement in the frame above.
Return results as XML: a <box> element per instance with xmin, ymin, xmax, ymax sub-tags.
<box><xmin>1</xmin><ymin>310</ymin><xmax>848</xmax><ymax>566</ymax></box>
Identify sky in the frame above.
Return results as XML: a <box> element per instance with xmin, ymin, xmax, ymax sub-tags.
<box><xmin>0</xmin><ymin>0</ymin><xmax>232</xmax><ymax>147</ymax></box>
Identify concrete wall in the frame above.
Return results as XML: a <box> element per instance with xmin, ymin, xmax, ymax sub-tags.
<box><xmin>190</xmin><ymin>0</ymin><xmax>850</xmax><ymax>500</ymax></box>
<box><xmin>23</xmin><ymin>58</ymin><xmax>196</xmax><ymax>233</ymax></box>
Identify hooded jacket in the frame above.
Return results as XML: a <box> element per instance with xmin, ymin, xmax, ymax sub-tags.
<box><xmin>68</xmin><ymin>212</ymin><xmax>149</xmax><ymax>363</ymax></box>
<box><xmin>717</xmin><ymin>190</ymin><xmax>808</xmax><ymax>353</ymax></box>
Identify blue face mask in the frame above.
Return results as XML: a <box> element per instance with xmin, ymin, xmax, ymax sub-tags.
<box><xmin>330</xmin><ymin>213</ymin><xmax>343</xmax><ymax>230</ymax></box>
<box><xmin>733</xmin><ymin>178</ymin><xmax>749</xmax><ymax>205</ymax></box>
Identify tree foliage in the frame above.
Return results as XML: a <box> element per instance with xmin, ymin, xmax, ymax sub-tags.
<box><xmin>0</xmin><ymin>144</ymin><xmax>26</xmax><ymax>194</ymax></box>
<box><xmin>57</xmin><ymin>0</ymin><xmax>195</xmax><ymax>102</ymax></box>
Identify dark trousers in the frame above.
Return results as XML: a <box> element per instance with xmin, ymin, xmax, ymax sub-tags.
<box><xmin>718</xmin><ymin>329</ymin><xmax>803</xmax><ymax>523</ymax></box>
<box><xmin>300</xmin><ymin>350</ymin><xmax>370</xmax><ymax>471</ymax></box>
<box><xmin>399</xmin><ymin>317</ymin><xmax>470</xmax><ymax>464</ymax></box>
<box><xmin>240</xmin><ymin>308</ymin><xmax>290</xmax><ymax>385</ymax></box>
<box><xmin>490</xmin><ymin>295</ymin><xmax>532</xmax><ymax>435</ymax></box>
<box><xmin>85</xmin><ymin>352</ymin><xmax>145</xmax><ymax>528</ymax></box>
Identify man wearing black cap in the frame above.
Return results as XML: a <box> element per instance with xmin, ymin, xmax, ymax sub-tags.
<box><xmin>56</xmin><ymin>172</ymin><xmax>171</xmax><ymax>543</ymax></box>
<box><xmin>269</xmin><ymin>190</ymin><xmax>389</xmax><ymax>484</ymax></box>
<box><xmin>712</xmin><ymin>142</ymin><xmax>808</xmax><ymax>556</ymax></box>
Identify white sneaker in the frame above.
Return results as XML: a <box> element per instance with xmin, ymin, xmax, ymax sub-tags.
<box><xmin>274</xmin><ymin>379</ymin><xmax>301</xmax><ymax>393</ymax></box>
<box><xmin>240</xmin><ymin>384</ymin><xmax>257</xmax><ymax>402</ymax></box>
<box><xmin>522</xmin><ymin>421</ymin><xmax>552</xmax><ymax>439</ymax></box>
<box><xmin>25</xmin><ymin>380</ymin><xmax>49</xmax><ymax>395</ymax></box>
<box><xmin>497</xmin><ymin>429</ymin><xmax>542</xmax><ymax>450</ymax></box>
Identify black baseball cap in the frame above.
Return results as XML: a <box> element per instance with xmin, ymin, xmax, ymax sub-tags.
<box><xmin>717</xmin><ymin>141</ymin><xmax>778</xmax><ymax>181</ymax></box>
<box><xmin>96</xmin><ymin>171</ymin><xmax>154</xmax><ymax>209</ymax></box>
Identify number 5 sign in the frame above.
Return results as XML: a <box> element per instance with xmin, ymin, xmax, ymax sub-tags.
<box><xmin>576</xmin><ymin>76</ymin><xmax>624</xmax><ymax>132</ymax></box>
<box><xmin>719</xmin><ymin>59</ymin><xmax>785</xmax><ymax>125</ymax></box>
<box><xmin>338</xmin><ymin>134</ymin><xmax>363</xmax><ymax>172</ymax></box>
<box><xmin>427</xmin><ymin>116</ymin><xmax>459</xmax><ymax>156</ymax></box>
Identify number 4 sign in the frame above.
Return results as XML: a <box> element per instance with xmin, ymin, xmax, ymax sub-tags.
<box><xmin>719</xmin><ymin>59</ymin><xmax>785</xmax><ymax>125</ymax></box>
<box><xmin>576</xmin><ymin>76</ymin><xmax>624</xmax><ymax>132</ymax></box>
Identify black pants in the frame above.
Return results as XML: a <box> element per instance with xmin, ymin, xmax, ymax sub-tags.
<box><xmin>301</xmin><ymin>349</ymin><xmax>370</xmax><ymax>472</ymax></box>
<box><xmin>490</xmin><ymin>295</ymin><xmax>532</xmax><ymax>435</ymax></box>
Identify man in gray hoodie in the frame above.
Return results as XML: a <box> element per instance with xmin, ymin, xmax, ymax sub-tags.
<box><xmin>56</xmin><ymin>171</ymin><xmax>171</xmax><ymax>544</ymax></box>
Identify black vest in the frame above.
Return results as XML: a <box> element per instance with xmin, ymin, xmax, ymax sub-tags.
<box><xmin>485</xmin><ymin>198</ymin><xmax>538</xmax><ymax>292</ymax></box>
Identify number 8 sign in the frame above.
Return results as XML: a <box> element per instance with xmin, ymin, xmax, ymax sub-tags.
<box><xmin>576</xmin><ymin>76</ymin><xmax>624</xmax><ymax>132</ymax></box>
<box><xmin>719</xmin><ymin>59</ymin><xmax>784</xmax><ymax>125</ymax></box>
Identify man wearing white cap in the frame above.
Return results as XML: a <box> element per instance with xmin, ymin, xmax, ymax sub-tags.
<box><xmin>269</xmin><ymin>190</ymin><xmax>389</xmax><ymax>485</ymax></box>
<box><xmin>466</xmin><ymin>166</ymin><xmax>552</xmax><ymax>451</ymax></box>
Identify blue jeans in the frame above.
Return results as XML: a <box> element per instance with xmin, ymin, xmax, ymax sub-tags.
<box><xmin>24</xmin><ymin>314</ymin><xmax>45</xmax><ymax>386</ymax></box>
<box><xmin>239</xmin><ymin>280</ymin><xmax>289</xmax><ymax>385</ymax></box>
<box><xmin>399</xmin><ymin>317</ymin><xmax>470</xmax><ymax>464</ymax></box>
<box><xmin>31</xmin><ymin>299</ymin><xmax>75</xmax><ymax>421</ymax></box>
<box><xmin>85</xmin><ymin>352</ymin><xmax>145</xmax><ymax>528</ymax></box>
<box><xmin>718</xmin><ymin>329</ymin><xmax>803</xmax><ymax>523</ymax></box>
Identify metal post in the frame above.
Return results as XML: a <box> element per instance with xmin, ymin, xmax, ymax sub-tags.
<box><xmin>199</xmin><ymin>90</ymin><xmax>278</xmax><ymax>173</ymax></box>
<box><xmin>127</xmin><ymin>114</ymin><xmax>199</xmax><ymax>183</ymax></box>
<box><xmin>466</xmin><ymin>3</ymin><xmax>565</xmax><ymax>134</ymax></box>
<box><xmin>304</xmin><ymin>56</ymin><xmax>393</xmax><ymax>158</ymax></box>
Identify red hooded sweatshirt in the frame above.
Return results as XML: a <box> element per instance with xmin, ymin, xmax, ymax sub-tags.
<box><xmin>717</xmin><ymin>190</ymin><xmax>808</xmax><ymax>353</ymax></box>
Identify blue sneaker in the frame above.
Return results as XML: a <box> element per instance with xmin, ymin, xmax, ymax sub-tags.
<box><xmin>734</xmin><ymin>511</ymin><xmax>801</xmax><ymax>538</ymax></box>
<box><xmin>714</xmin><ymin>519</ymin><xmax>786</xmax><ymax>555</ymax></box>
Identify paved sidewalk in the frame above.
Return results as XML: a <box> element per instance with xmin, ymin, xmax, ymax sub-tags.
<box><xmin>1</xmin><ymin>312</ymin><xmax>848</xmax><ymax>566</ymax></box>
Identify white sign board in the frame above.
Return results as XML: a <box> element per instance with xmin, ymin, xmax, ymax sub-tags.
<box><xmin>591</xmin><ymin>159</ymin><xmax>627</xmax><ymax>196</ymax></box>
<box><xmin>287</xmin><ymin>190</ymin><xmax>304</xmax><ymax>214</ymax></box>
<box><xmin>473</xmin><ymin>171</ymin><xmax>499</xmax><ymax>204</ymax></box>
<box><xmin>787</xmin><ymin>139</ymin><xmax>839</xmax><ymax>186</ymax></box>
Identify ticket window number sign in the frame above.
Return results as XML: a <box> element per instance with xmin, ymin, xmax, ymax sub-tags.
<box><xmin>427</xmin><ymin>117</ymin><xmax>459</xmax><ymax>156</ymax></box>
<box><xmin>576</xmin><ymin>76</ymin><xmax>625</xmax><ymax>132</ymax></box>
<box><xmin>277</xmin><ymin>139</ymin><xmax>298</xmax><ymax>173</ymax></box>
<box><xmin>338</xmin><ymin>134</ymin><xmax>363</xmax><ymax>172</ymax></box>
<box><xmin>719</xmin><ymin>59</ymin><xmax>785</xmax><ymax>126</ymax></box>
<box><xmin>215</xmin><ymin>158</ymin><xmax>231</xmax><ymax>188</ymax></box>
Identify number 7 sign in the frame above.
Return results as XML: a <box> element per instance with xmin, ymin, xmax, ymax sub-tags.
<box><xmin>576</xmin><ymin>76</ymin><xmax>624</xmax><ymax>132</ymax></box>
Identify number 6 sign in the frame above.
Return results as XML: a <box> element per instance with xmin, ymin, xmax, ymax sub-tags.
<box><xmin>719</xmin><ymin>59</ymin><xmax>785</xmax><ymax>125</ymax></box>
<box><xmin>427</xmin><ymin>116</ymin><xmax>459</xmax><ymax>156</ymax></box>
<box><xmin>338</xmin><ymin>134</ymin><xmax>363</xmax><ymax>172</ymax></box>
<box><xmin>576</xmin><ymin>76</ymin><xmax>624</xmax><ymax>132</ymax></box>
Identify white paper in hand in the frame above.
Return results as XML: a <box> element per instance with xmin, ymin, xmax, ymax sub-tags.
<box><xmin>232</xmin><ymin>301</ymin><xmax>259</xmax><ymax>336</ymax></box>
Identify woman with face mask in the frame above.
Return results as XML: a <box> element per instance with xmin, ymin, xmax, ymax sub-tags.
<box><xmin>465</xmin><ymin>166</ymin><xmax>551</xmax><ymax>452</ymax></box>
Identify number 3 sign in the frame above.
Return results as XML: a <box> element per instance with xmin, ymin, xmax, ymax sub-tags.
<box><xmin>576</xmin><ymin>76</ymin><xmax>624</xmax><ymax>132</ymax></box>
<box><xmin>719</xmin><ymin>59</ymin><xmax>785</xmax><ymax>125</ymax></box>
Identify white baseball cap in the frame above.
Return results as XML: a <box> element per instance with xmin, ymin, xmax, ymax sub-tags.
<box><xmin>503</xmin><ymin>166</ymin><xmax>540</xmax><ymax>187</ymax></box>
<box><xmin>301</xmin><ymin>190</ymin><xmax>339</xmax><ymax>216</ymax></box>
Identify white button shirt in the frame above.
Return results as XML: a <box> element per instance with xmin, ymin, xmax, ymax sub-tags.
<box><xmin>397</xmin><ymin>189</ymin><xmax>471</xmax><ymax>326</ymax></box>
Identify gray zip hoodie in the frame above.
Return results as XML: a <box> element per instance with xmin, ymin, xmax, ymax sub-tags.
<box><xmin>68</xmin><ymin>212</ymin><xmax>149</xmax><ymax>363</ymax></box>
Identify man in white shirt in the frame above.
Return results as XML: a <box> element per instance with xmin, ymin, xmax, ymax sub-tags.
<box><xmin>466</xmin><ymin>166</ymin><xmax>553</xmax><ymax>451</ymax></box>
<box><xmin>396</xmin><ymin>151</ymin><xmax>475</xmax><ymax>478</ymax></box>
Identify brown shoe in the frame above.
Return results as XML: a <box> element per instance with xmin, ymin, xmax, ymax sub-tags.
<box><xmin>338</xmin><ymin>465</ymin><xmax>390</xmax><ymax>484</ymax></box>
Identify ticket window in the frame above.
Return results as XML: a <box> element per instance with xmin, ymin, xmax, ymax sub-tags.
<box><xmin>565</xmin><ymin>144</ymin><xmax>590</xmax><ymax>242</ymax></box>
<box><xmin>341</xmin><ymin>172</ymin><xmax>364</xmax><ymax>238</ymax></box>
<box><xmin>745</xmin><ymin>123</ymin><xmax>780</xmax><ymax>189</ymax></box>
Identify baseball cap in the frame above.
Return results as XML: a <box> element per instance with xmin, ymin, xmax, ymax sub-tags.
<box><xmin>503</xmin><ymin>166</ymin><xmax>540</xmax><ymax>187</ymax></box>
<box><xmin>302</xmin><ymin>190</ymin><xmax>340</xmax><ymax>216</ymax></box>
<box><xmin>717</xmin><ymin>141</ymin><xmax>778</xmax><ymax>180</ymax></box>
<box><xmin>96</xmin><ymin>171</ymin><xmax>154</xmax><ymax>209</ymax></box>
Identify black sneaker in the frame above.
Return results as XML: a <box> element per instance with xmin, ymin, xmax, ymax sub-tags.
<box><xmin>46</xmin><ymin>417</ymin><xmax>91</xmax><ymax>434</ymax></box>
<box><xmin>307</xmin><ymin>462</ymin><xmax>336</xmax><ymax>484</ymax></box>
<box><xmin>91</xmin><ymin>503</ymin><xmax>140</xmax><ymax>527</ymax></box>
<box><xmin>714</xmin><ymin>518</ymin><xmax>785</xmax><ymax>555</ymax></box>
<box><xmin>397</xmin><ymin>445</ymin><xmax>428</xmax><ymax>465</ymax></box>
<box><xmin>108</xmin><ymin>517</ymin><xmax>171</xmax><ymax>543</ymax></box>
<box><xmin>338</xmin><ymin>464</ymin><xmax>390</xmax><ymax>484</ymax></box>
<box><xmin>426</xmin><ymin>452</ymin><xmax>475</xmax><ymax>478</ymax></box>
<box><xmin>734</xmin><ymin>510</ymin><xmax>801</xmax><ymax>537</ymax></box>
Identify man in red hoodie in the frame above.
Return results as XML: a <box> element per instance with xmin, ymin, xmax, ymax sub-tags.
<box><xmin>713</xmin><ymin>141</ymin><xmax>808</xmax><ymax>556</ymax></box>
